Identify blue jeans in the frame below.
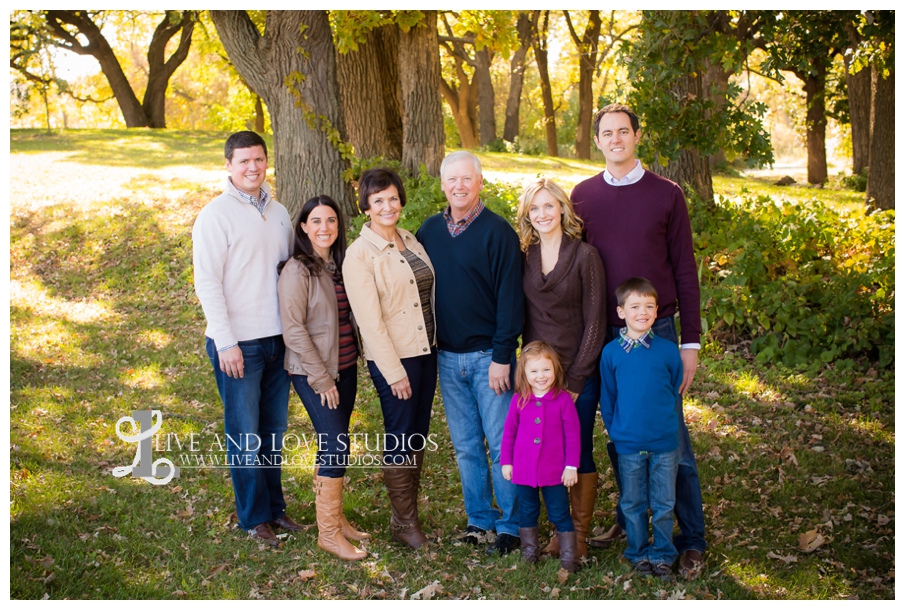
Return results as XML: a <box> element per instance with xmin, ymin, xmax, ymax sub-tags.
<box><xmin>438</xmin><ymin>349</ymin><xmax>519</xmax><ymax>536</ymax></box>
<box><xmin>619</xmin><ymin>448</ymin><xmax>679</xmax><ymax>565</ymax></box>
<box><xmin>574</xmin><ymin>374</ymin><xmax>600</xmax><ymax>474</ymax></box>
<box><xmin>291</xmin><ymin>364</ymin><xmax>358</xmax><ymax>478</ymax></box>
<box><xmin>206</xmin><ymin>336</ymin><xmax>290</xmax><ymax>531</ymax></box>
<box><xmin>517</xmin><ymin>484</ymin><xmax>573</xmax><ymax>531</ymax></box>
<box><xmin>605</xmin><ymin>316</ymin><xmax>707</xmax><ymax>553</ymax></box>
<box><xmin>368</xmin><ymin>350</ymin><xmax>437</xmax><ymax>462</ymax></box>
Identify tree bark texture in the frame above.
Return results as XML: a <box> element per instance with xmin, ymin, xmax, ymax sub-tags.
<box><xmin>439</xmin><ymin>58</ymin><xmax>480</xmax><ymax>149</ymax></box>
<box><xmin>801</xmin><ymin>67</ymin><xmax>828</xmax><ymax>184</ymax></box>
<box><xmin>44</xmin><ymin>10</ymin><xmax>194</xmax><ymax>128</ymax></box>
<box><xmin>565</xmin><ymin>10</ymin><xmax>602</xmax><ymax>159</ymax></box>
<box><xmin>337</xmin><ymin>28</ymin><xmax>389</xmax><ymax>160</ymax></box>
<box><xmin>866</xmin><ymin>65</ymin><xmax>894</xmax><ymax>210</ymax></box>
<box><xmin>398</xmin><ymin>11</ymin><xmax>445</xmax><ymax>176</ymax></box>
<box><xmin>703</xmin><ymin>58</ymin><xmax>731</xmax><ymax>169</ymax></box>
<box><xmin>211</xmin><ymin>10</ymin><xmax>354</xmax><ymax>219</ymax></box>
<box><xmin>533</xmin><ymin>11</ymin><xmax>559</xmax><ymax>157</ymax></box>
<box><xmin>474</xmin><ymin>46</ymin><xmax>497</xmax><ymax>146</ymax></box>
<box><xmin>373</xmin><ymin>24</ymin><xmax>404</xmax><ymax>161</ymax></box>
<box><xmin>503</xmin><ymin>12</ymin><xmax>535</xmax><ymax>143</ymax></box>
<box><xmin>844</xmin><ymin>55</ymin><xmax>872</xmax><ymax>175</ymax></box>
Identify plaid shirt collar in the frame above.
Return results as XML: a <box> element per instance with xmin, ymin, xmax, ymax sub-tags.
<box><xmin>229</xmin><ymin>178</ymin><xmax>269</xmax><ymax>215</ymax></box>
<box><xmin>618</xmin><ymin>327</ymin><xmax>654</xmax><ymax>353</ymax></box>
<box><xmin>443</xmin><ymin>199</ymin><xmax>485</xmax><ymax>237</ymax></box>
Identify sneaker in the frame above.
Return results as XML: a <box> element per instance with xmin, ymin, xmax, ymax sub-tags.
<box><xmin>456</xmin><ymin>525</ymin><xmax>488</xmax><ymax>546</ymax></box>
<box><xmin>632</xmin><ymin>559</ymin><xmax>653</xmax><ymax>575</ymax></box>
<box><xmin>486</xmin><ymin>532</ymin><xmax>521</xmax><ymax>556</ymax></box>
<box><xmin>651</xmin><ymin>563</ymin><xmax>675</xmax><ymax>582</ymax></box>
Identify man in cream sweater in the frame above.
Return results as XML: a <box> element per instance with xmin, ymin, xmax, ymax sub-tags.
<box><xmin>192</xmin><ymin>131</ymin><xmax>300</xmax><ymax>547</ymax></box>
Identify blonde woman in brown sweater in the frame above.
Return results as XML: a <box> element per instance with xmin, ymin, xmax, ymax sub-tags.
<box><xmin>516</xmin><ymin>177</ymin><xmax>607</xmax><ymax>560</ymax></box>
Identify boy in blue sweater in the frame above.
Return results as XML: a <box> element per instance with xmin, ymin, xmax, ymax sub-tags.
<box><xmin>600</xmin><ymin>277</ymin><xmax>683</xmax><ymax>581</ymax></box>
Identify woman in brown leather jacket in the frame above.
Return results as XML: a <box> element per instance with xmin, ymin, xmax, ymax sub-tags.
<box><xmin>277</xmin><ymin>195</ymin><xmax>369</xmax><ymax>561</ymax></box>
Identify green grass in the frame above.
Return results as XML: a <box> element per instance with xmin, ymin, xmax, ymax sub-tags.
<box><xmin>9</xmin><ymin>130</ymin><xmax>894</xmax><ymax>599</ymax></box>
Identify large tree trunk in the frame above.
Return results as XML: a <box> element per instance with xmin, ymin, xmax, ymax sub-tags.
<box><xmin>373</xmin><ymin>23</ymin><xmax>403</xmax><ymax>161</ymax></box>
<box><xmin>337</xmin><ymin>28</ymin><xmax>389</xmax><ymax>160</ymax></box>
<box><xmin>704</xmin><ymin>58</ymin><xmax>731</xmax><ymax>169</ymax></box>
<box><xmin>44</xmin><ymin>10</ymin><xmax>194</xmax><ymax>129</ymax></box>
<box><xmin>565</xmin><ymin>10</ymin><xmax>602</xmax><ymax>159</ymax></box>
<box><xmin>866</xmin><ymin>65</ymin><xmax>894</xmax><ymax>210</ymax></box>
<box><xmin>474</xmin><ymin>47</ymin><xmax>497</xmax><ymax>146</ymax></box>
<box><xmin>533</xmin><ymin>11</ymin><xmax>559</xmax><ymax>157</ymax></box>
<box><xmin>844</xmin><ymin>55</ymin><xmax>872</xmax><ymax>175</ymax></box>
<box><xmin>398</xmin><ymin>11</ymin><xmax>445</xmax><ymax>176</ymax></box>
<box><xmin>503</xmin><ymin>12</ymin><xmax>535</xmax><ymax>143</ymax></box>
<box><xmin>800</xmin><ymin>68</ymin><xmax>828</xmax><ymax>185</ymax></box>
<box><xmin>211</xmin><ymin>11</ymin><xmax>354</xmax><ymax>219</ymax></box>
<box><xmin>440</xmin><ymin>60</ymin><xmax>480</xmax><ymax>149</ymax></box>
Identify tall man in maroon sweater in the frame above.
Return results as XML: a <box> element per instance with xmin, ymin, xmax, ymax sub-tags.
<box><xmin>571</xmin><ymin>103</ymin><xmax>706</xmax><ymax>580</ymax></box>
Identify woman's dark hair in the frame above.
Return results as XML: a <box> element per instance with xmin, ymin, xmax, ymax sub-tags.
<box><xmin>279</xmin><ymin>195</ymin><xmax>347</xmax><ymax>276</ymax></box>
<box><xmin>357</xmin><ymin>167</ymin><xmax>406</xmax><ymax>213</ymax></box>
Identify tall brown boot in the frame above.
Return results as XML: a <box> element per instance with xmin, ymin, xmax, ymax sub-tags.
<box><xmin>519</xmin><ymin>527</ymin><xmax>540</xmax><ymax>563</ymax></box>
<box><xmin>571</xmin><ymin>472</ymin><xmax>598</xmax><ymax>560</ymax></box>
<box><xmin>314</xmin><ymin>475</ymin><xmax>367</xmax><ymax>561</ymax></box>
<box><xmin>383</xmin><ymin>466</ymin><xmax>429</xmax><ymax>549</ymax></box>
<box><xmin>558</xmin><ymin>530</ymin><xmax>579</xmax><ymax>573</ymax></box>
<box><xmin>314</xmin><ymin>464</ymin><xmax>369</xmax><ymax>541</ymax></box>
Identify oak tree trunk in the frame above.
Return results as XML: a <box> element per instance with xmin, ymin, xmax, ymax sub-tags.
<box><xmin>503</xmin><ymin>12</ymin><xmax>535</xmax><ymax>143</ymax></box>
<box><xmin>440</xmin><ymin>60</ymin><xmax>480</xmax><ymax>149</ymax></box>
<box><xmin>373</xmin><ymin>24</ymin><xmax>404</xmax><ymax>161</ymax></box>
<box><xmin>801</xmin><ymin>68</ymin><xmax>828</xmax><ymax>185</ymax></box>
<box><xmin>844</xmin><ymin>55</ymin><xmax>872</xmax><ymax>175</ymax></box>
<box><xmin>474</xmin><ymin>47</ymin><xmax>497</xmax><ymax>146</ymax></box>
<box><xmin>566</xmin><ymin>10</ymin><xmax>602</xmax><ymax>160</ymax></box>
<box><xmin>398</xmin><ymin>11</ymin><xmax>445</xmax><ymax>176</ymax></box>
<box><xmin>337</xmin><ymin>28</ymin><xmax>389</xmax><ymax>160</ymax></box>
<box><xmin>866</xmin><ymin>65</ymin><xmax>894</xmax><ymax>210</ymax></box>
<box><xmin>211</xmin><ymin>10</ymin><xmax>354</xmax><ymax>219</ymax></box>
<box><xmin>704</xmin><ymin>58</ymin><xmax>731</xmax><ymax>169</ymax></box>
<box><xmin>533</xmin><ymin>11</ymin><xmax>559</xmax><ymax>157</ymax></box>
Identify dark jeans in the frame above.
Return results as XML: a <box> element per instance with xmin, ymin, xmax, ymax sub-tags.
<box><xmin>368</xmin><ymin>349</ymin><xmax>437</xmax><ymax>462</ymax></box>
<box><xmin>605</xmin><ymin>316</ymin><xmax>707</xmax><ymax>553</ymax></box>
<box><xmin>574</xmin><ymin>374</ymin><xmax>600</xmax><ymax>473</ymax></box>
<box><xmin>206</xmin><ymin>335</ymin><xmax>290</xmax><ymax>531</ymax></box>
<box><xmin>291</xmin><ymin>364</ymin><xmax>358</xmax><ymax>479</ymax></box>
<box><xmin>517</xmin><ymin>484</ymin><xmax>573</xmax><ymax>531</ymax></box>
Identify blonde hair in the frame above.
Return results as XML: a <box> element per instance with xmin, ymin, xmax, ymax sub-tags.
<box><xmin>514</xmin><ymin>341</ymin><xmax>566</xmax><ymax>408</ymax></box>
<box><xmin>515</xmin><ymin>178</ymin><xmax>584</xmax><ymax>252</ymax></box>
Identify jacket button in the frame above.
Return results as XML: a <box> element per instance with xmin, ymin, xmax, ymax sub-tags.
<box><xmin>533</xmin><ymin>438</ymin><xmax>541</xmax><ymax>444</ymax></box>
<box><xmin>410</xmin><ymin>279</ymin><xmax>414</xmax><ymax>284</ymax></box>
<box><xmin>534</xmin><ymin>417</ymin><xmax>541</xmax><ymax>424</ymax></box>
<box><xmin>423</xmin><ymin>347</ymin><xmax>428</xmax><ymax>352</ymax></box>
<box><xmin>389</xmin><ymin>243</ymin><xmax>394</xmax><ymax>248</ymax></box>
<box><xmin>418</xmin><ymin>326</ymin><xmax>423</xmax><ymax>330</ymax></box>
<box><xmin>414</xmin><ymin>303</ymin><xmax>419</xmax><ymax>307</ymax></box>
<box><xmin>535</xmin><ymin>401</ymin><xmax>541</xmax><ymax>407</ymax></box>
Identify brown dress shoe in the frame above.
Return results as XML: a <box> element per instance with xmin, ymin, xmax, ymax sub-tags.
<box><xmin>678</xmin><ymin>549</ymin><xmax>704</xmax><ymax>581</ymax></box>
<box><xmin>271</xmin><ymin>514</ymin><xmax>305</xmax><ymax>531</ymax></box>
<box><xmin>248</xmin><ymin>523</ymin><xmax>280</xmax><ymax>547</ymax></box>
<box><xmin>588</xmin><ymin>523</ymin><xmax>626</xmax><ymax>549</ymax></box>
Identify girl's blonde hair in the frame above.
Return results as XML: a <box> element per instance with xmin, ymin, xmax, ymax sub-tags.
<box><xmin>514</xmin><ymin>341</ymin><xmax>566</xmax><ymax>408</ymax></box>
<box><xmin>515</xmin><ymin>178</ymin><xmax>584</xmax><ymax>252</ymax></box>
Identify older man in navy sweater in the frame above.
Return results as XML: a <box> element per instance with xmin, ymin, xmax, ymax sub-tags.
<box><xmin>418</xmin><ymin>151</ymin><xmax>524</xmax><ymax>556</ymax></box>
<box><xmin>571</xmin><ymin>104</ymin><xmax>706</xmax><ymax>580</ymax></box>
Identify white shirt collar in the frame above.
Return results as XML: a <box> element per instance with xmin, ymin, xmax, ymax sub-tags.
<box><xmin>603</xmin><ymin>159</ymin><xmax>645</xmax><ymax>186</ymax></box>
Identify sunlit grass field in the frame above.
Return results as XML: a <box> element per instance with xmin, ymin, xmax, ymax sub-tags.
<box><xmin>9</xmin><ymin>129</ymin><xmax>893</xmax><ymax>599</ymax></box>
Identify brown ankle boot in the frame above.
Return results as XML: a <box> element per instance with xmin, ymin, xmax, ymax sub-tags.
<box><xmin>519</xmin><ymin>527</ymin><xmax>540</xmax><ymax>563</ymax></box>
<box><xmin>314</xmin><ymin>475</ymin><xmax>367</xmax><ymax>561</ymax></box>
<box><xmin>558</xmin><ymin>530</ymin><xmax>579</xmax><ymax>573</ymax></box>
<box><xmin>383</xmin><ymin>466</ymin><xmax>429</xmax><ymax>549</ymax></box>
<box><xmin>571</xmin><ymin>472</ymin><xmax>598</xmax><ymax>560</ymax></box>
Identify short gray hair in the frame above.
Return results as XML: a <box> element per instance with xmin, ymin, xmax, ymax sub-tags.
<box><xmin>440</xmin><ymin>151</ymin><xmax>482</xmax><ymax>179</ymax></box>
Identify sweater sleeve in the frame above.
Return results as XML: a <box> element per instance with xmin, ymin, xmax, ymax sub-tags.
<box><xmin>278</xmin><ymin>261</ymin><xmax>335</xmax><ymax>392</ymax></box>
<box><xmin>561</xmin><ymin>393</ymin><xmax>582</xmax><ymax>469</ymax></box>
<box><xmin>192</xmin><ymin>206</ymin><xmax>235</xmax><ymax>350</ymax></box>
<box><xmin>566</xmin><ymin>245</ymin><xmax>608</xmax><ymax>393</ymax></box>
<box><xmin>599</xmin><ymin>347</ymin><xmax>617</xmax><ymax>432</ymax></box>
<box><xmin>500</xmin><ymin>395</ymin><xmax>521</xmax><ymax>467</ymax></box>
<box><xmin>490</xmin><ymin>219</ymin><xmax>524</xmax><ymax>364</ymax></box>
<box><xmin>666</xmin><ymin>185</ymin><xmax>702</xmax><ymax>345</ymax></box>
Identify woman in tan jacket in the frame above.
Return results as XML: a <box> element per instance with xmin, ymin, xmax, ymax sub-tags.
<box><xmin>278</xmin><ymin>195</ymin><xmax>369</xmax><ymax>561</ymax></box>
<box><xmin>343</xmin><ymin>168</ymin><xmax>437</xmax><ymax>550</ymax></box>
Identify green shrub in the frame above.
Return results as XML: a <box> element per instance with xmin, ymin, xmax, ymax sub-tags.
<box><xmin>838</xmin><ymin>168</ymin><xmax>869</xmax><ymax>192</ymax></box>
<box><xmin>692</xmin><ymin>193</ymin><xmax>894</xmax><ymax>367</ymax></box>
